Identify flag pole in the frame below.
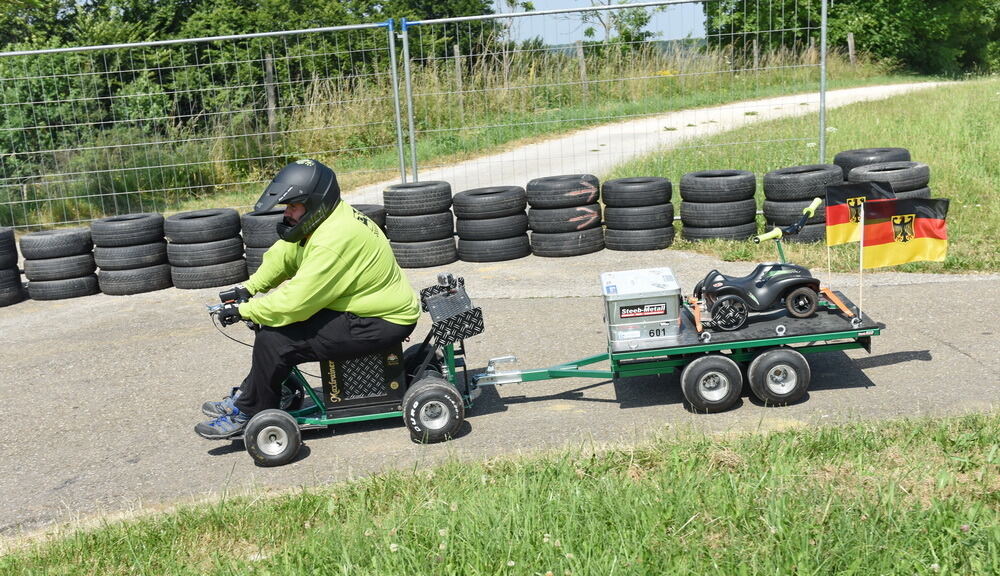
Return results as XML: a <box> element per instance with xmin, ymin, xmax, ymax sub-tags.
<box><xmin>858</xmin><ymin>202</ymin><xmax>864</xmax><ymax>319</ymax></box>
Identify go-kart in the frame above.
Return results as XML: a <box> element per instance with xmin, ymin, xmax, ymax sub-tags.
<box><xmin>691</xmin><ymin>198</ymin><xmax>823</xmax><ymax>331</ymax></box>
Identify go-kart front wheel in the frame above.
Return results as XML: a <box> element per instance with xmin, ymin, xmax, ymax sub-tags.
<box><xmin>244</xmin><ymin>409</ymin><xmax>302</xmax><ymax>467</ymax></box>
<box><xmin>785</xmin><ymin>286</ymin><xmax>818</xmax><ymax>318</ymax></box>
<box><xmin>403</xmin><ymin>376</ymin><xmax>464</xmax><ymax>443</ymax></box>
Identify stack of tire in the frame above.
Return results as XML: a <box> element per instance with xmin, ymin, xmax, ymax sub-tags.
<box><xmin>526</xmin><ymin>174</ymin><xmax>604</xmax><ymax>257</ymax></box>
<box><xmin>383</xmin><ymin>181</ymin><xmax>458</xmax><ymax>268</ymax></box>
<box><xmin>241</xmin><ymin>208</ymin><xmax>283</xmax><ymax>275</ymax></box>
<box><xmin>601</xmin><ymin>177</ymin><xmax>675</xmax><ymax>251</ymax></box>
<box><xmin>0</xmin><ymin>227</ymin><xmax>26</xmax><ymax>307</ymax></box>
<box><xmin>453</xmin><ymin>186</ymin><xmax>531</xmax><ymax>262</ymax></box>
<box><xmin>165</xmin><ymin>209</ymin><xmax>248</xmax><ymax>289</ymax></box>
<box><xmin>762</xmin><ymin>164</ymin><xmax>843</xmax><ymax>243</ymax></box>
<box><xmin>20</xmin><ymin>228</ymin><xmax>99</xmax><ymax>300</ymax></box>
<box><xmin>832</xmin><ymin>147</ymin><xmax>910</xmax><ymax>180</ymax></box>
<box><xmin>679</xmin><ymin>170</ymin><xmax>758</xmax><ymax>241</ymax></box>
<box><xmin>91</xmin><ymin>213</ymin><xmax>172</xmax><ymax>295</ymax></box>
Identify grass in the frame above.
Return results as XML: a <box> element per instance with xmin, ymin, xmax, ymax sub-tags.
<box><xmin>608</xmin><ymin>77</ymin><xmax>1000</xmax><ymax>273</ymax></box>
<box><xmin>2</xmin><ymin>413</ymin><xmax>997</xmax><ymax>574</ymax></box>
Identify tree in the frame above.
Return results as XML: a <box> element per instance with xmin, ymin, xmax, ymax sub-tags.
<box><xmin>581</xmin><ymin>0</ymin><xmax>661</xmax><ymax>46</ymax></box>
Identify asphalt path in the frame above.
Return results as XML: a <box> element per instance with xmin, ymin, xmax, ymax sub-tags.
<box><xmin>1</xmin><ymin>249</ymin><xmax>998</xmax><ymax>547</ymax></box>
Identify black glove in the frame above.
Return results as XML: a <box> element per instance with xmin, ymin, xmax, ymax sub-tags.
<box><xmin>216</xmin><ymin>302</ymin><xmax>243</xmax><ymax>327</ymax></box>
<box><xmin>219</xmin><ymin>285</ymin><xmax>252</xmax><ymax>304</ymax></box>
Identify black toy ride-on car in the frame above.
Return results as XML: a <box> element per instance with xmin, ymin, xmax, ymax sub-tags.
<box><xmin>693</xmin><ymin>263</ymin><xmax>820</xmax><ymax>331</ymax></box>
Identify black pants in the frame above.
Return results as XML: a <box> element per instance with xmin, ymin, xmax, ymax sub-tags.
<box><xmin>234</xmin><ymin>309</ymin><xmax>416</xmax><ymax>416</ymax></box>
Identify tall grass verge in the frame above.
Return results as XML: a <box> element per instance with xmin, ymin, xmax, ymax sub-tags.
<box><xmin>2</xmin><ymin>413</ymin><xmax>996</xmax><ymax>574</ymax></box>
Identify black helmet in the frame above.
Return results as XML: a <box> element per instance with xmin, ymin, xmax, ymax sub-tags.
<box><xmin>252</xmin><ymin>159</ymin><xmax>340</xmax><ymax>243</ymax></box>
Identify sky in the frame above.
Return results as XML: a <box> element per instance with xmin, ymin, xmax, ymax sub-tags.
<box><xmin>490</xmin><ymin>0</ymin><xmax>706</xmax><ymax>44</ymax></box>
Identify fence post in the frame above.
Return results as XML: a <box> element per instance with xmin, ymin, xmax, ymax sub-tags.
<box><xmin>387</xmin><ymin>20</ymin><xmax>408</xmax><ymax>184</ymax></box>
<box><xmin>264</xmin><ymin>53</ymin><xmax>277</xmax><ymax>132</ymax></box>
<box><xmin>819</xmin><ymin>0</ymin><xmax>828</xmax><ymax>163</ymax></box>
<box><xmin>400</xmin><ymin>19</ymin><xmax>419</xmax><ymax>182</ymax></box>
<box><xmin>575</xmin><ymin>40</ymin><xmax>589</xmax><ymax>102</ymax></box>
<box><xmin>847</xmin><ymin>32</ymin><xmax>856</xmax><ymax>66</ymax></box>
<box><xmin>454</xmin><ymin>43</ymin><xmax>464</xmax><ymax>124</ymax></box>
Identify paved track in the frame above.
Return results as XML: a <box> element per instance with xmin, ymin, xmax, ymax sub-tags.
<box><xmin>1</xmin><ymin>249</ymin><xmax>997</xmax><ymax>545</ymax></box>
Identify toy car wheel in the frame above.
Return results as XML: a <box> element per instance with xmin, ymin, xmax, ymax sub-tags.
<box><xmin>785</xmin><ymin>286</ymin><xmax>818</xmax><ymax>318</ymax></box>
<box><xmin>403</xmin><ymin>375</ymin><xmax>464</xmax><ymax>443</ymax></box>
<box><xmin>748</xmin><ymin>348</ymin><xmax>811</xmax><ymax>405</ymax></box>
<box><xmin>711</xmin><ymin>294</ymin><xmax>749</xmax><ymax>331</ymax></box>
<box><xmin>681</xmin><ymin>354</ymin><xmax>743</xmax><ymax>413</ymax></box>
<box><xmin>244</xmin><ymin>409</ymin><xmax>302</xmax><ymax>467</ymax></box>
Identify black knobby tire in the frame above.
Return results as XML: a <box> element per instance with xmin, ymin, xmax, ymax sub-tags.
<box><xmin>456</xmin><ymin>213</ymin><xmax>528</xmax><ymax>240</ymax></box>
<box><xmin>680</xmin><ymin>354</ymin><xmax>743</xmax><ymax>413</ymax></box>
<box><xmin>94</xmin><ymin>241</ymin><xmax>168</xmax><ymax>271</ymax></box>
<box><xmin>604</xmin><ymin>226</ymin><xmax>675</xmax><ymax>251</ymax></box>
<box><xmin>23</xmin><ymin>254</ymin><xmax>96</xmax><ymax>282</ymax></box>
<box><xmin>390</xmin><ymin>238</ymin><xmax>458</xmax><ymax>268</ymax></box>
<box><xmin>98</xmin><ymin>264</ymin><xmax>172</xmax><ymax>295</ymax></box>
<box><xmin>783</xmin><ymin>223</ymin><xmax>826</xmax><ymax>244</ymax></box>
<box><xmin>530</xmin><ymin>227</ymin><xmax>604</xmax><ymax>257</ymax></box>
<box><xmin>240</xmin><ymin>209</ymin><xmax>283</xmax><ymax>248</ymax></box>
<box><xmin>90</xmin><ymin>213</ymin><xmax>164</xmax><ymax>247</ymax></box>
<box><xmin>604</xmin><ymin>204</ymin><xmax>674</xmax><ymax>230</ymax></box>
<box><xmin>244</xmin><ymin>409</ymin><xmax>302</xmax><ymax>467</ymax></box>
<box><xmin>680</xmin><ymin>199</ymin><xmax>756</xmax><ymax>228</ymax></box>
<box><xmin>763</xmin><ymin>199</ymin><xmax>827</xmax><ymax>226</ymax></box>
<box><xmin>458</xmin><ymin>235</ymin><xmax>531</xmax><ymax>262</ymax></box>
<box><xmin>170</xmin><ymin>259</ymin><xmax>248</xmax><ymax>289</ymax></box>
<box><xmin>452</xmin><ymin>186</ymin><xmax>527</xmax><ymax>219</ymax></box>
<box><xmin>0</xmin><ymin>227</ymin><xmax>18</xmax><ymax>269</ymax></box>
<box><xmin>784</xmin><ymin>286</ymin><xmax>818</xmax><ymax>318</ymax></box>
<box><xmin>167</xmin><ymin>236</ymin><xmax>244</xmax><ymax>267</ymax></box>
<box><xmin>26</xmin><ymin>274</ymin><xmax>100</xmax><ymax>300</ymax></box>
<box><xmin>679</xmin><ymin>170</ymin><xmax>756</xmax><ymax>203</ymax></box>
<box><xmin>383</xmin><ymin>181</ymin><xmax>452</xmax><ymax>216</ymax></box>
<box><xmin>19</xmin><ymin>228</ymin><xmax>93</xmax><ymax>259</ymax></box>
<box><xmin>525</xmin><ymin>174</ymin><xmax>600</xmax><ymax>208</ymax></box>
<box><xmin>403</xmin><ymin>375</ymin><xmax>464</xmax><ymax>443</ymax></box>
<box><xmin>748</xmin><ymin>348</ymin><xmax>811</xmax><ymax>406</ymax></box>
<box><xmin>528</xmin><ymin>203</ymin><xmax>602</xmax><ymax>233</ymax></box>
<box><xmin>354</xmin><ymin>204</ymin><xmax>387</xmax><ymax>231</ymax></box>
<box><xmin>164</xmin><ymin>209</ymin><xmax>241</xmax><ymax>244</ymax></box>
<box><xmin>847</xmin><ymin>161</ymin><xmax>930</xmax><ymax>192</ymax></box>
<box><xmin>680</xmin><ymin>222</ymin><xmax>758</xmax><ymax>242</ymax></box>
<box><xmin>833</xmin><ymin>147</ymin><xmax>910</xmax><ymax>179</ymax></box>
<box><xmin>602</xmin><ymin>177</ymin><xmax>672</xmax><ymax>207</ymax></box>
<box><xmin>763</xmin><ymin>164</ymin><xmax>843</xmax><ymax>202</ymax></box>
<box><xmin>386</xmin><ymin>211</ymin><xmax>455</xmax><ymax>242</ymax></box>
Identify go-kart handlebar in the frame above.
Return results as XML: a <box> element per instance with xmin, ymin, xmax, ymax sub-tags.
<box><xmin>753</xmin><ymin>197</ymin><xmax>823</xmax><ymax>244</ymax></box>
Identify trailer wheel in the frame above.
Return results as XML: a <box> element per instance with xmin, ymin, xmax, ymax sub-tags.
<box><xmin>244</xmin><ymin>409</ymin><xmax>302</xmax><ymax>467</ymax></box>
<box><xmin>711</xmin><ymin>295</ymin><xmax>749</xmax><ymax>331</ymax></box>
<box><xmin>785</xmin><ymin>287</ymin><xmax>818</xmax><ymax>318</ymax></box>
<box><xmin>681</xmin><ymin>355</ymin><xmax>742</xmax><ymax>413</ymax></box>
<box><xmin>403</xmin><ymin>376</ymin><xmax>464</xmax><ymax>443</ymax></box>
<box><xmin>748</xmin><ymin>348</ymin><xmax>810</xmax><ymax>405</ymax></box>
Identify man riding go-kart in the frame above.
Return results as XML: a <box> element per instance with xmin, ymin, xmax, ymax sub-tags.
<box><xmin>195</xmin><ymin>159</ymin><xmax>421</xmax><ymax>439</ymax></box>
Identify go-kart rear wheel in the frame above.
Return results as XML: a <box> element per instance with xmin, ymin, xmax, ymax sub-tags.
<box><xmin>711</xmin><ymin>294</ymin><xmax>749</xmax><ymax>331</ymax></box>
<box><xmin>785</xmin><ymin>286</ymin><xmax>818</xmax><ymax>318</ymax></box>
<box><xmin>403</xmin><ymin>375</ymin><xmax>464</xmax><ymax>443</ymax></box>
<box><xmin>681</xmin><ymin>354</ymin><xmax>743</xmax><ymax>413</ymax></box>
<box><xmin>244</xmin><ymin>409</ymin><xmax>302</xmax><ymax>467</ymax></box>
<box><xmin>748</xmin><ymin>348</ymin><xmax>810</xmax><ymax>405</ymax></box>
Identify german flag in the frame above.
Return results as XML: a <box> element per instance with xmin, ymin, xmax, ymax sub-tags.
<box><xmin>862</xmin><ymin>198</ymin><xmax>950</xmax><ymax>269</ymax></box>
<box><xmin>825</xmin><ymin>181</ymin><xmax>895</xmax><ymax>246</ymax></box>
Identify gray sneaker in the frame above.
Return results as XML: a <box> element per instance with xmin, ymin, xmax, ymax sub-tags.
<box><xmin>201</xmin><ymin>389</ymin><xmax>240</xmax><ymax>418</ymax></box>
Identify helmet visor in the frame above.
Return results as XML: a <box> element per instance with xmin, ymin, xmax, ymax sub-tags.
<box><xmin>252</xmin><ymin>181</ymin><xmax>310</xmax><ymax>214</ymax></box>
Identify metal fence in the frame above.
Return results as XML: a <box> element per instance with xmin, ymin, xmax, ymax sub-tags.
<box><xmin>0</xmin><ymin>0</ymin><xmax>830</xmax><ymax>228</ymax></box>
